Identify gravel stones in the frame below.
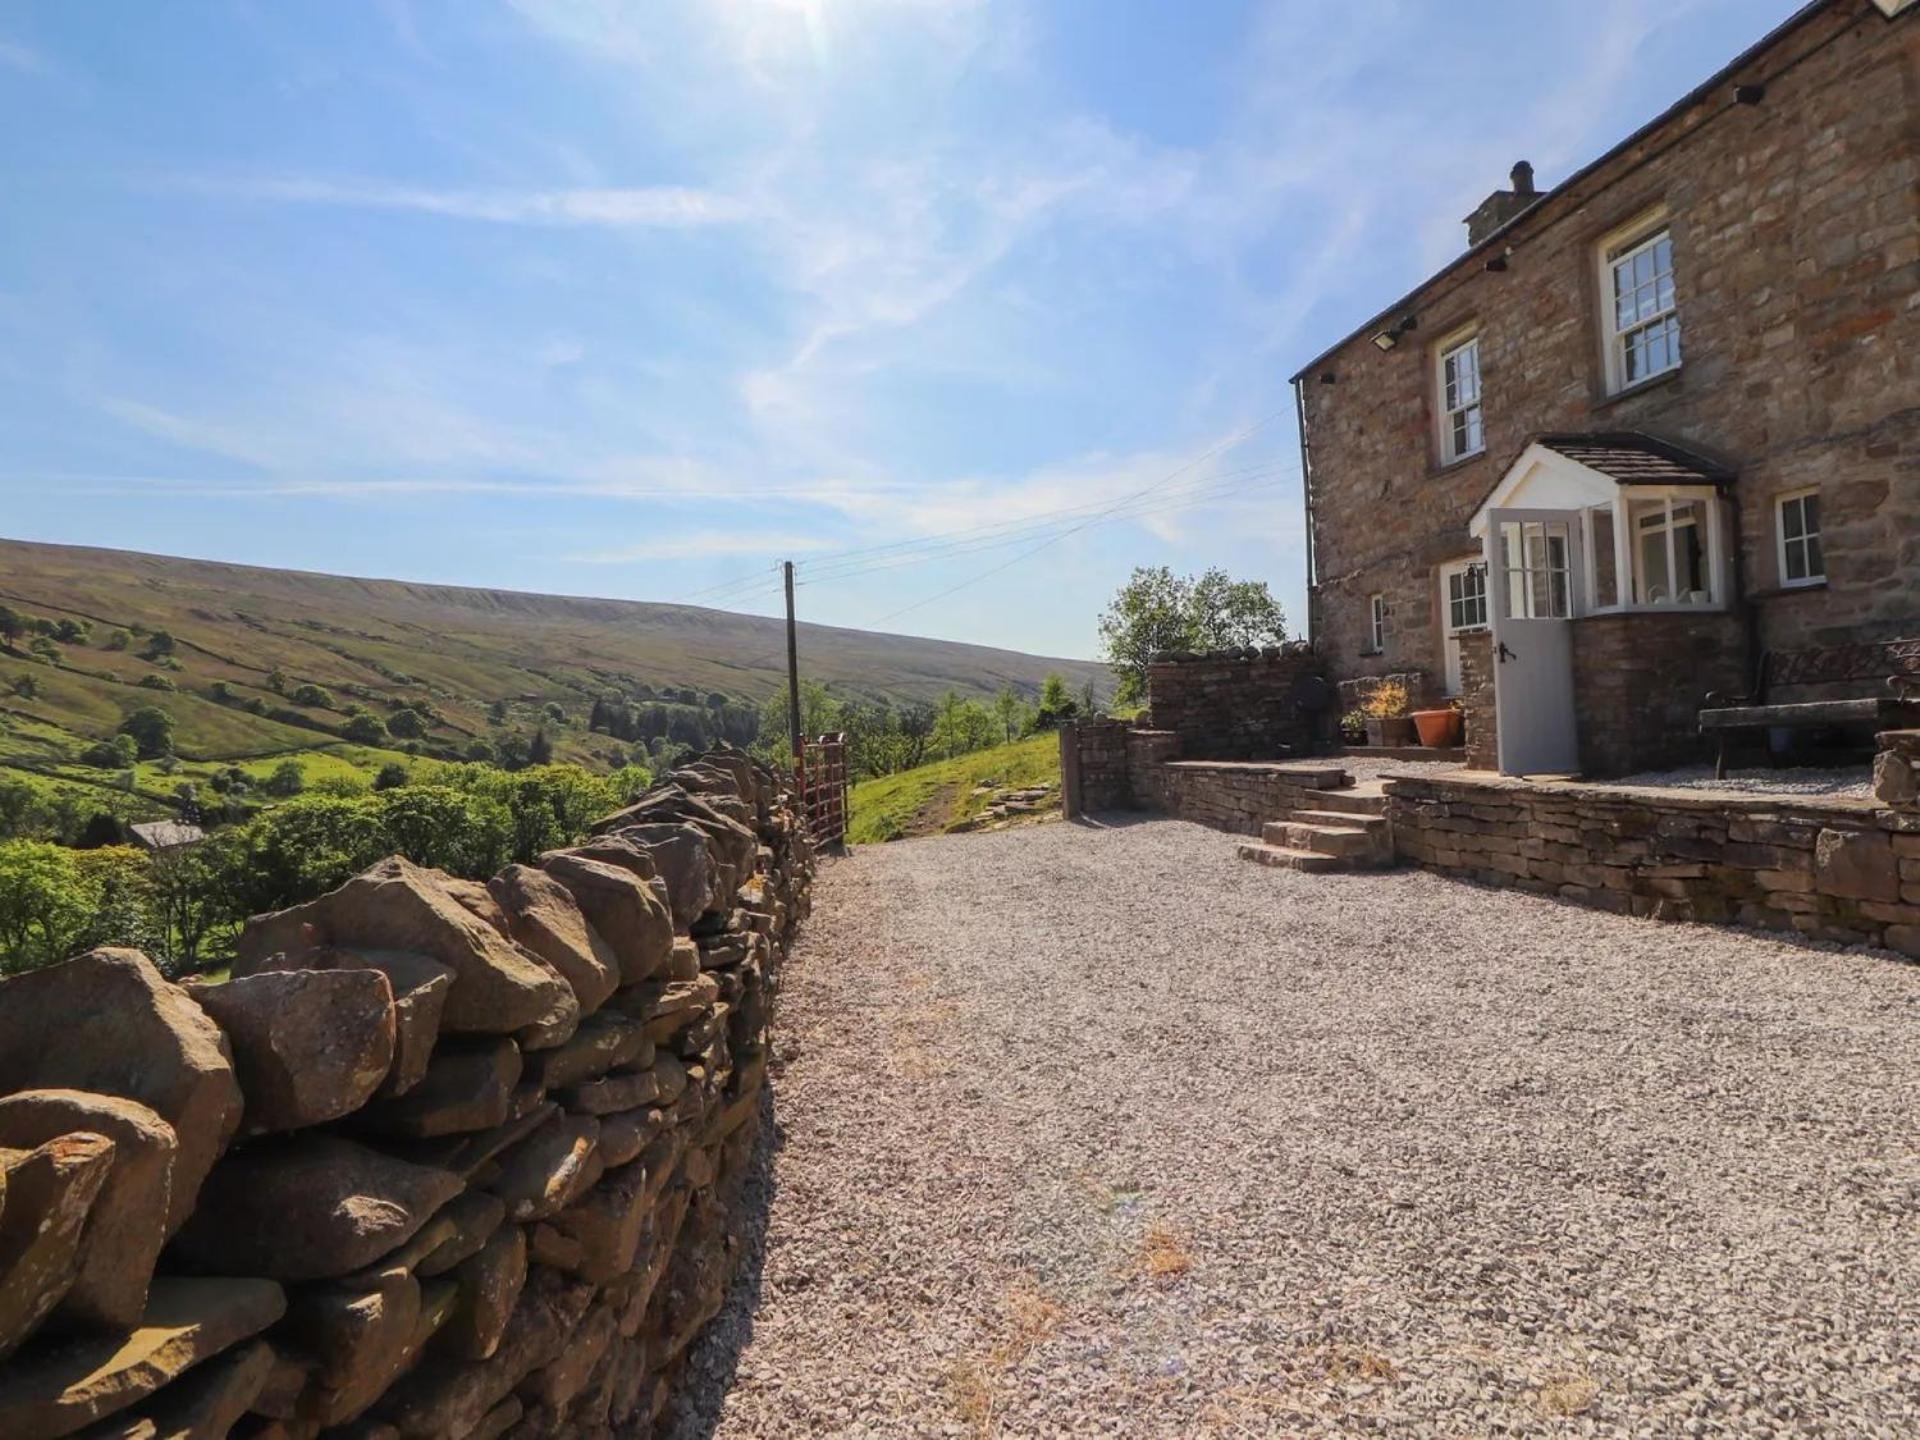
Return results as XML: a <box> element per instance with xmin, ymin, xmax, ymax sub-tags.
<box><xmin>671</xmin><ymin>819</ymin><xmax>1920</xmax><ymax>1439</ymax></box>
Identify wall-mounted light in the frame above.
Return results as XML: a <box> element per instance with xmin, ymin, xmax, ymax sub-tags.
<box><xmin>1734</xmin><ymin>82</ymin><xmax>1766</xmax><ymax>105</ymax></box>
<box><xmin>1485</xmin><ymin>255</ymin><xmax>1510</xmax><ymax>273</ymax></box>
<box><xmin>1371</xmin><ymin>314</ymin><xmax>1418</xmax><ymax>351</ymax></box>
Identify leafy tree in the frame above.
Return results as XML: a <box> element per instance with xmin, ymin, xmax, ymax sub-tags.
<box><xmin>54</xmin><ymin>619</ymin><xmax>91</xmax><ymax>645</ymax></box>
<box><xmin>1033</xmin><ymin>673</ymin><xmax>1078</xmax><ymax>729</ymax></box>
<box><xmin>0</xmin><ymin>840</ymin><xmax>99</xmax><ymax>974</ymax></box>
<box><xmin>527</xmin><ymin>728</ymin><xmax>554</xmax><ymax>767</ymax></box>
<box><xmin>208</xmin><ymin>680</ymin><xmax>234</xmax><ymax>704</ymax></box>
<box><xmin>373</xmin><ymin>762</ymin><xmax>410</xmax><ymax>791</ymax></box>
<box><xmin>1098</xmin><ymin>565</ymin><xmax>1289</xmax><ymax>705</ymax></box>
<box><xmin>144</xmin><ymin>629</ymin><xmax>176</xmax><ymax>660</ymax></box>
<box><xmin>143</xmin><ymin>837</ymin><xmax>232</xmax><ymax>976</ymax></box>
<box><xmin>0</xmin><ymin>780</ymin><xmax>43</xmax><ymax>839</ymax></box>
<box><xmin>488</xmin><ymin>699</ymin><xmax>509</xmax><ymax>725</ymax></box>
<box><xmin>266</xmin><ymin>666</ymin><xmax>287</xmax><ymax>693</ymax></box>
<box><xmin>290</xmin><ymin>684</ymin><xmax>335</xmax><ymax>709</ymax></box>
<box><xmin>465</xmin><ymin>739</ymin><xmax>495</xmax><ymax>764</ymax></box>
<box><xmin>541</xmin><ymin>702</ymin><xmax>566</xmax><ymax>726</ymax></box>
<box><xmin>0</xmin><ymin>606</ymin><xmax>23</xmax><ymax>645</ymax></box>
<box><xmin>139</xmin><ymin>674</ymin><xmax>177</xmax><ymax>692</ymax></box>
<box><xmin>263</xmin><ymin>760</ymin><xmax>306</xmax><ymax>797</ymax></box>
<box><xmin>28</xmin><ymin>637</ymin><xmax>61</xmax><ymax>665</ymax></box>
<box><xmin>83</xmin><ymin>734</ymin><xmax>141</xmax><ymax>769</ymax></box>
<box><xmin>103</xmin><ymin>629</ymin><xmax>133</xmax><ymax>652</ymax></box>
<box><xmin>118</xmin><ymin>706</ymin><xmax>175</xmax><ymax>759</ymax></box>
<box><xmin>342</xmin><ymin>713</ymin><xmax>388</xmax><ymax>745</ymax></box>
<box><xmin>228</xmin><ymin>796</ymin><xmax>388</xmax><ymax>915</ymax></box>
<box><xmin>385</xmin><ymin>707</ymin><xmax>426</xmax><ymax>740</ymax></box>
<box><xmin>10</xmin><ymin>673</ymin><xmax>39</xmax><ymax>700</ymax></box>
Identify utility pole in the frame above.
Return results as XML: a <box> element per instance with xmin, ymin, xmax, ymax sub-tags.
<box><xmin>783</xmin><ymin>561</ymin><xmax>803</xmax><ymax>771</ymax></box>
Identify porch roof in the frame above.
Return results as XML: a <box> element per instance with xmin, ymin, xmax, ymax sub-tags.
<box><xmin>1534</xmin><ymin>433</ymin><xmax>1734</xmax><ymax>487</ymax></box>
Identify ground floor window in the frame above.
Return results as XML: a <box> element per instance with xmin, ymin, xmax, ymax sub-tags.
<box><xmin>1777</xmin><ymin>488</ymin><xmax>1823</xmax><ymax>586</ymax></box>
<box><xmin>1630</xmin><ymin>495</ymin><xmax>1709</xmax><ymax>604</ymax></box>
<box><xmin>1440</xmin><ymin>559</ymin><xmax>1488</xmax><ymax>694</ymax></box>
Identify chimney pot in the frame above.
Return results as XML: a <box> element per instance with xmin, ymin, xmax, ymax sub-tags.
<box><xmin>1511</xmin><ymin>160</ymin><xmax>1536</xmax><ymax>195</ymax></box>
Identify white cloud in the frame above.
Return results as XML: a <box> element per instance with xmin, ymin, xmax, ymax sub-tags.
<box><xmin>179</xmin><ymin>176</ymin><xmax>755</xmax><ymax>228</ymax></box>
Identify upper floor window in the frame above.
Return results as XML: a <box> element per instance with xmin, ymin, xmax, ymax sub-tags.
<box><xmin>1777</xmin><ymin>488</ymin><xmax>1824</xmax><ymax>586</ymax></box>
<box><xmin>1603</xmin><ymin>220</ymin><xmax>1681</xmax><ymax>392</ymax></box>
<box><xmin>1368</xmin><ymin>593</ymin><xmax>1387</xmax><ymax>653</ymax></box>
<box><xmin>1437</xmin><ymin>332</ymin><xmax>1484</xmax><ymax>463</ymax></box>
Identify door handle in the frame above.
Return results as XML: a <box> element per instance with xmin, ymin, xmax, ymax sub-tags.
<box><xmin>1496</xmin><ymin>641</ymin><xmax>1518</xmax><ymax>663</ymax></box>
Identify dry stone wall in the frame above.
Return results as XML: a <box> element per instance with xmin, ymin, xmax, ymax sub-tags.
<box><xmin>0</xmin><ymin>745</ymin><xmax>814</xmax><ymax>1440</ymax></box>
<box><xmin>1387</xmin><ymin>770</ymin><xmax>1920</xmax><ymax>958</ymax></box>
<box><xmin>1141</xmin><ymin>647</ymin><xmax>1324</xmax><ymax>759</ymax></box>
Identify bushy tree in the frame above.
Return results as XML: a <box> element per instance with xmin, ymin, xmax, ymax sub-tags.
<box><xmin>139</xmin><ymin>674</ymin><xmax>176</xmax><ymax>692</ymax></box>
<box><xmin>0</xmin><ymin>840</ymin><xmax>107</xmax><ymax>974</ymax></box>
<box><xmin>263</xmin><ymin>760</ymin><xmax>306</xmax><ymax>797</ymax></box>
<box><xmin>0</xmin><ymin>606</ymin><xmax>23</xmax><ymax>645</ymax></box>
<box><xmin>54</xmin><ymin>619</ymin><xmax>91</xmax><ymax>645</ymax></box>
<box><xmin>1098</xmin><ymin>566</ymin><xmax>1289</xmax><ymax>705</ymax></box>
<box><xmin>290</xmin><ymin>683</ymin><xmax>335</xmax><ymax>709</ymax></box>
<box><xmin>144</xmin><ymin>629</ymin><xmax>176</xmax><ymax>660</ymax></box>
<box><xmin>11</xmin><ymin>673</ymin><xmax>39</xmax><ymax>700</ymax></box>
<box><xmin>103</xmin><ymin>629</ymin><xmax>133</xmax><ymax>652</ymax></box>
<box><xmin>373</xmin><ymin>762</ymin><xmax>411</xmax><ymax>791</ymax></box>
<box><xmin>385</xmin><ymin>707</ymin><xmax>426</xmax><ymax>739</ymax></box>
<box><xmin>342</xmin><ymin>712</ymin><xmax>388</xmax><ymax>745</ymax></box>
<box><xmin>118</xmin><ymin>706</ymin><xmax>175</xmax><ymax>759</ymax></box>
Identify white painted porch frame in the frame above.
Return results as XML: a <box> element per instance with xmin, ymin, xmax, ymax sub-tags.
<box><xmin>1467</xmin><ymin>441</ymin><xmax>1730</xmax><ymax>616</ymax></box>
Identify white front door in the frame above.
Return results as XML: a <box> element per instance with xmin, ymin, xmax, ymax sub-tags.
<box><xmin>1486</xmin><ymin>510</ymin><xmax>1583</xmax><ymax>776</ymax></box>
<box><xmin>1439</xmin><ymin>559</ymin><xmax>1488</xmax><ymax>695</ymax></box>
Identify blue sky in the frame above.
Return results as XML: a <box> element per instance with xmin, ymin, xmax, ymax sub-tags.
<box><xmin>0</xmin><ymin>0</ymin><xmax>1801</xmax><ymax>660</ymax></box>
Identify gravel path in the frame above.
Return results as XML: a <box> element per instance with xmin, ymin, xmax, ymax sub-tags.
<box><xmin>669</xmin><ymin>817</ymin><xmax>1919</xmax><ymax>1439</ymax></box>
<box><xmin>1599</xmin><ymin>764</ymin><xmax>1874</xmax><ymax>799</ymax></box>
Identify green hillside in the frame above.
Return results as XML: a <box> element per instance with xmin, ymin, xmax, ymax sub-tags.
<box><xmin>0</xmin><ymin>537</ymin><xmax>1108</xmax><ymax>814</ymax></box>
<box><xmin>848</xmin><ymin>732</ymin><xmax>1062</xmax><ymax>844</ymax></box>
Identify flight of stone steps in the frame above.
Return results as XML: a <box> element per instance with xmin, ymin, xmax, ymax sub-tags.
<box><xmin>1236</xmin><ymin>784</ymin><xmax>1393</xmax><ymax>873</ymax></box>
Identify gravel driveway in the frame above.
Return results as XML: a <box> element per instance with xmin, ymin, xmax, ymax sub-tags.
<box><xmin>668</xmin><ymin>816</ymin><xmax>1919</xmax><ymax>1438</ymax></box>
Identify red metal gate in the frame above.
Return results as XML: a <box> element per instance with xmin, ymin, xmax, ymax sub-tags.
<box><xmin>800</xmin><ymin>731</ymin><xmax>848</xmax><ymax>847</ymax></box>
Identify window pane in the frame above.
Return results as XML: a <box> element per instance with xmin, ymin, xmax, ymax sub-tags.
<box><xmin>1802</xmin><ymin>493</ymin><xmax>1820</xmax><ymax>536</ymax></box>
<box><xmin>1785</xmin><ymin>537</ymin><xmax>1807</xmax><ymax>582</ymax></box>
<box><xmin>1805</xmin><ymin>535</ymin><xmax>1824</xmax><ymax>579</ymax></box>
<box><xmin>1590</xmin><ymin>504</ymin><xmax>1618</xmax><ymax>608</ymax></box>
<box><xmin>1782</xmin><ymin>496</ymin><xmax>1804</xmax><ymax>541</ymax></box>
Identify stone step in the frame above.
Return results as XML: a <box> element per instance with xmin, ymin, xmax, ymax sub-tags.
<box><xmin>1263</xmin><ymin>822</ymin><xmax>1379</xmax><ymax>859</ymax></box>
<box><xmin>1235</xmin><ymin>843</ymin><xmax>1345</xmax><ymax>874</ymax></box>
<box><xmin>1301</xmin><ymin>790</ymin><xmax>1389</xmax><ymax>817</ymax></box>
<box><xmin>1290</xmin><ymin>808</ymin><xmax>1388</xmax><ymax>831</ymax></box>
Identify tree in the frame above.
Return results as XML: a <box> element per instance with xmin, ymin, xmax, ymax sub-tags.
<box><xmin>290</xmin><ymin>684</ymin><xmax>334</xmax><ymax>709</ymax></box>
<box><xmin>386</xmin><ymin>707</ymin><xmax>426</xmax><ymax>740</ymax></box>
<box><xmin>541</xmin><ymin>702</ymin><xmax>566</xmax><ymax>726</ymax></box>
<box><xmin>373</xmin><ymin>762</ymin><xmax>410</xmax><ymax>791</ymax></box>
<box><xmin>993</xmin><ymin>685</ymin><xmax>1026</xmax><ymax>743</ymax></box>
<box><xmin>528</xmin><ymin>728</ymin><xmax>554</xmax><ymax>767</ymax></box>
<box><xmin>0</xmin><ymin>840</ymin><xmax>98</xmax><ymax>974</ymax></box>
<box><xmin>118</xmin><ymin>706</ymin><xmax>175</xmax><ymax>759</ymax></box>
<box><xmin>266</xmin><ymin>666</ymin><xmax>287</xmax><ymax>693</ymax></box>
<box><xmin>208</xmin><ymin>680</ymin><xmax>234</xmax><ymax>704</ymax></box>
<box><xmin>263</xmin><ymin>760</ymin><xmax>306</xmax><ymax>797</ymax></box>
<box><xmin>342</xmin><ymin>713</ymin><xmax>388</xmax><ymax>745</ymax></box>
<box><xmin>0</xmin><ymin>606</ymin><xmax>23</xmax><ymax>646</ymax></box>
<box><xmin>83</xmin><ymin>734</ymin><xmax>140</xmax><ymax>769</ymax></box>
<box><xmin>10</xmin><ymin>673</ymin><xmax>38</xmax><ymax>700</ymax></box>
<box><xmin>144</xmin><ymin>629</ymin><xmax>176</xmax><ymax>660</ymax></box>
<box><xmin>103</xmin><ymin>629</ymin><xmax>132</xmax><ymax>652</ymax></box>
<box><xmin>139</xmin><ymin>674</ymin><xmax>177</xmax><ymax>692</ymax></box>
<box><xmin>28</xmin><ymin>637</ymin><xmax>61</xmax><ymax>665</ymax></box>
<box><xmin>1097</xmin><ymin>566</ymin><xmax>1288</xmax><ymax>705</ymax></box>
<box><xmin>0</xmin><ymin>780</ymin><xmax>42</xmax><ymax>839</ymax></box>
<box><xmin>488</xmin><ymin>699</ymin><xmax>509</xmax><ymax>725</ymax></box>
<box><xmin>54</xmin><ymin>619</ymin><xmax>91</xmax><ymax>645</ymax></box>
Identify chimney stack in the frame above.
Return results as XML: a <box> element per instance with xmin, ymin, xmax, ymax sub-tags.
<box><xmin>1464</xmin><ymin>158</ymin><xmax>1541</xmax><ymax>247</ymax></box>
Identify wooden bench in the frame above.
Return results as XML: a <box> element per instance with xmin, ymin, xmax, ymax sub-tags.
<box><xmin>1699</xmin><ymin>637</ymin><xmax>1920</xmax><ymax>778</ymax></box>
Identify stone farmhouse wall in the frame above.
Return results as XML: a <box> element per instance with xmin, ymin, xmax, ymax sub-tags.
<box><xmin>1300</xmin><ymin>0</ymin><xmax>1919</xmax><ymax>700</ymax></box>
<box><xmin>0</xmin><ymin>747</ymin><xmax>813</xmax><ymax>1440</ymax></box>
<box><xmin>1387</xmin><ymin>771</ymin><xmax>1920</xmax><ymax>957</ymax></box>
<box><xmin>1141</xmin><ymin>647</ymin><xmax>1324</xmax><ymax>759</ymax></box>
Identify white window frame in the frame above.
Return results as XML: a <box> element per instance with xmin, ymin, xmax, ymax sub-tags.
<box><xmin>1439</xmin><ymin>559</ymin><xmax>1488</xmax><ymax>695</ymax></box>
<box><xmin>1436</xmin><ymin>329</ymin><xmax>1485</xmax><ymax>464</ymax></box>
<box><xmin>1367</xmin><ymin>593</ymin><xmax>1386</xmax><ymax>654</ymax></box>
<box><xmin>1598</xmin><ymin>211</ymin><xmax>1681</xmax><ymax>394</ymax></box>
<box><xmin>1775</xmin><ymin>487</ymin><xmax>1825</xmax><ymax>588</ymax></box>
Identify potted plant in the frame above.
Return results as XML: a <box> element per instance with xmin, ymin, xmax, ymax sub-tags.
<box><xmin>1338</xmin><ymin>708</ymin><xmax>1367</xmax><ymax>746</ymax></box>
<box><xmin>1410</xmin><ymin>697</ymin><xmax>1464</xmax><ymax>748</ymax></box>
<box><xmin>1359</xmin><ymin>679</ymin><xmax>1416</xmax><ymax>747</ymax></box>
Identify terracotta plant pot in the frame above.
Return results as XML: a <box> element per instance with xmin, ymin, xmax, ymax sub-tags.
<box><xmin>1363</xmin><ymin>716</ymin><xmax>1418</xmax><ymax>748</ymax></box>
<box><xmin>1411</xmin><ymin>708</ymin><xmax>1463</xmax><ymax>748</ymax></box>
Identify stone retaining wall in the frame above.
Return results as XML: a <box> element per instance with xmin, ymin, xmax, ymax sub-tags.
<box><xmin>1141</xmin><ymin>646</ymin><xmax>1323</xmax><ymax>759</ymax></box>
<box><xmin>1060</xmin><ymin>720</ymin><xmax>1131</xmax><ymax>818</ymax></box>
<box><xmin>1876</xmin><ymin>729</ymin><xmax>1920</xmax><ymax>811</ymax></box>
<box><xmin>1387</xmin><ymin>771</ymin><xmax>1920</xmax><ymax>958</ymax></box>
<box><xmin>0</xmin><ymin>746</ymin><xmax>813</xmax><ymax>1440</ymax></box>
<box><xmin>1131</xmin><ymin>759</ymin><xmax>1340</xmax><ymax>838</ymax></box>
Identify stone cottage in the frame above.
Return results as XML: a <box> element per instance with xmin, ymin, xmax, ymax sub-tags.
<box><xmin>1289</xmin><ymin>0</ymin><xmax>1919</xmax><ymax>776</ymax></box>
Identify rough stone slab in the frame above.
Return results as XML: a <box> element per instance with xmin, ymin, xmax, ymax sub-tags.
<box><xmin>595</xmin><ymin>1107</ymin><xmax>665</xmax><ymax>1169</ymax></box>
<box><xmin>0</xmin><ymin>1132</ymin><xmax>116</xmax><ymax>1360</ymax></box>
<box><xmin>487</xmin><ymin>866</ymin><xmax>620</xmax><ymax>1018</ymax></box>
<box><xmin>185</xmin><ymin>969</ymin><xmax>396</xmax><ymax>1135</ymax></box>
<box><xmin>538</xmin><ymin>853</ymin><xmax>675</xmax><ymax>990</ymax></box>
<box><xmin>354</xmin><ymin>1039</ymin><xmax>522</xmax><ymax>1141</ymax></box>
<box><xmin>555</xmin><ymin>1068</ymin><xmax>658</xmax><ymax>1117</ymax></box>
<box><xmin>547</xmin><ymin>1134</ymin><xmax>682</xmax><ymax>1284</ymax></box>
<box><xmin>485</xmin><ymin>1114</ymin><xmax>602</xmax><ymax>1223</ymax></box>
<box><xmin>0</xmin><ymin>948</ymin><xmax>241</xmax><ymax>1237</ymax></box>
<box><xmin>587</xmin><ymin>823</ymin><xmax>714</xmax><ymax>933</ymax></box>
<box><xmin>1815</xmin><ymin>827</ymin><xmax>1900</xmax><ymax>903</ymax></box>
<box><xmin>0</xmin><ymin>1276</ymin><xmax>286</xmax><ymax>1439</ymax></box>
<box><xmin>170</xmin><ymin>1135</ymin><xmax>463</xmax><ymax>1282</ymax></box>
<box><xmin>442</xmin><ymin>1224</ymin><xmax>527</xmax><ymax>1362</ymax></box>
<box><xmin>234</xmin><ymin>857</ymin><xmax>578</xmax><ymax>1050</ymax></box>
<box><xmin>416</xmin><ymin>1190</ymin><xmax>507</xmax><ymax>1279</ymax></box>
<box><xmin>244</xmin><ymin>949</ymin><xmax>453</xmax><ymax>1101</ymax></box>
<box><xmin>0</xmin><ymin>1092</ymin><xmax>175</xmax><ymax>1333</ymax></box>
<box><xmin>520</xmin><ymin>1014</ymin><xmax>648</xmax><ymax>1092</ymax></box>
<box><xmin>519</xmin><ymin>1302</ymin><xmax>615</xmax><ymax>1412</ymax></box>
<box><xmin>400</xmin><ymin>1104</ymin><xmax>557</xmax><ymax>1183</ymax></box>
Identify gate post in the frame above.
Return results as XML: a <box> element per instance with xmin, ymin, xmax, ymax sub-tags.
<box><xmin>1060</xmin><ymin>723</ymin><xmax>1084</xmax><ymax>821</ymax></box>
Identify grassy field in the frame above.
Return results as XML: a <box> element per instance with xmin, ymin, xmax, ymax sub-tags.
<box><xmin>848</xmin><ymin>733</ymin><xmax>1062</xmax><ymax>844</ymax></box>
